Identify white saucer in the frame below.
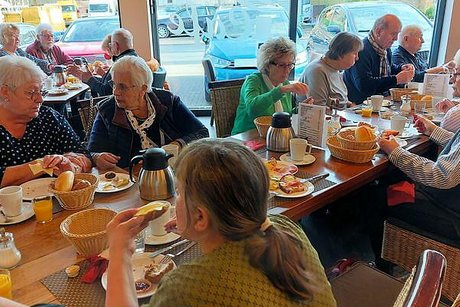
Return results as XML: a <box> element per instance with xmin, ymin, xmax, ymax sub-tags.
<box><xmin>280</xmin><ymin>153</ymin><xmax>316</xmax><ymax>166</ymax></box>
<box><xmin>145</xmin><ymin>232</ymin><xmax>181</xmax><ymax>245</ymax></box>
<box><xmin>0</xmin><ymin>202</ymin><xmax>34</xmax><ymax>225</ymax></box>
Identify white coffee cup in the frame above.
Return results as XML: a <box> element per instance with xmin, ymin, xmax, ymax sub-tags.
<box><xmin>370</xmin><ymin>95</ymin><xmax>383</xmax><ymax>112</ymax></box>
<box><xmin>0</xmin><ymin>186</ymin><xmax>23</xmax><ymax>217</ymax></box>
<box><xmin>149</xmin><ymin>201</ymin><xmax>172</xmax><ymax>236</ymax></box>
<box><xmin>391</xmin><ymin>115</ymin><xmax>411</xmax><ymax>134</ymax></box>
<box><xmin>290</xmin><ymin>138</ymin><xmax>312</xmax><ymax>161</ymax></box>
<box><xmin>162</xmin><ymin>144</ymin><xmax>180</xmax><ymax>167</ymax></box>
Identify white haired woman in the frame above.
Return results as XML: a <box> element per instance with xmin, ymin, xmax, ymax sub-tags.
<box><xmin>88</xmin><ymin>56</ymin><xmax>209</xmax><ymax>170</ymax></box>
<box><xmin>0</xmin><ymin>56</ymin><xmax>91</xmax><ymax>187</ymax></box>
<box><xmin>106</xmin><ymin>139</ymin><xmax>336</xmax><ymax>306</ymax></box>
<box><xmin>232</xmin><ymin>37</ymin><xmax>311</xmax><ymax>135</ymax></box>
<box><xmin>0</xmin><ymin>23</ymin><xmax>51</xmax><ymax>74</ymax></box>
<box><xmin>297</xmin><ymin>32</ymin><xmax>363</xmax><ymax>108</ymax></box>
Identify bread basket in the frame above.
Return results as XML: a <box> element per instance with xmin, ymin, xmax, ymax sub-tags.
<box><xmin>336</xmin><ymin>129</ymin><xmax>377</xmax><ymax>150</ymax></box>
<box><xmin>327</xmin><ymin>136</ymin><xmax>379</xmax><ymax>163</ymax></box>
<box><xmin>407</xmin><ymin>93</ymin><xmax>432</xmax><ymax>109</ymax></box>
<box><xmin>390</xmin><ymin>88</ymin><xmax>418</xmax><ymax>102</ymax></box>
<box><xmin>60</xmin><ymin>208</ymin><xmax>116</xmax><ymax>257</ymax></box>
<box><xmin>49</xmin><ymin>173</ymin><xmax>98</xmax><ymax>210</ymax></box>
<box><xmin>253</xmin><ymin>116</ymin><xmax>272</xmax><ymax>138</ymax></box>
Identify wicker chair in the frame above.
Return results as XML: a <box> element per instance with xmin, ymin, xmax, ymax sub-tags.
<box><xmin>209</xmin><ymin>78</ymin><xmax>245</xmax><ymax>138</ymax></box>
<box><xmin>382</xmin><ymin>218</ymin><xmax>460</xmax><ymax>302</ymax></box>
<box><xmin>77</xmin><ymin>95</ymin><xmax>111</xmax><ymax>141</ymax></box>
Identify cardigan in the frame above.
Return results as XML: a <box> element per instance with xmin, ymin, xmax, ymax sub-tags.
<box><xmin>392</xmin><ymin>46</ymin><xmax>427</xmax><ymax>83</ymax></box>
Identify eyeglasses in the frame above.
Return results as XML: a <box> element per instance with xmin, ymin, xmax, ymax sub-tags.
<box><xmin>24</xmin><ymin>89</ymin><xmax>47</xmax><ymax>100</ymax></box>
<box><xmin>270</xmin><ymin>62</ymin><xmax>295</xmax><ymax>70</ymax></box>
<box><xmin>110</xmin><ymin>81</ymin><xmax>138</xmax><ymax>92</ymax></box>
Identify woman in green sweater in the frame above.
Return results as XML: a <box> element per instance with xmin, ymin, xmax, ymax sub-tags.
<box><xmin>106</xmin><ymin>139</ymin><xmax>336</xmax><ymax>307</ymax></box>
<box><xmin>232</xmin><ymin>36</ymin><xmax>311</xmax><ymax>135</ymax></box>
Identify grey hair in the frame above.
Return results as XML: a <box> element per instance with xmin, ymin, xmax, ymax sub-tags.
<box><xmin>111</xmin><ymin>56</ymin><xmax>153</xmax><ymax>92</ymax></box>
<box><xmin>372</xmin><ymin>14</ymin><xmax>401</xmax><ymax>32</ymax></box>
<box><xmin>257</xmin><ymin>37</ymin><xmax>296</xmax><ymax>74</ymax></box>
<box><xmin>36</xmin><ymin>23</ymin><xmax>53</xmax><ymax>35</ymax></box>
<box><xmin>101</xmin><ymin>34</ymin><xmax>112</xmax><ymax>53</ymax></box>
<box><xmin>112</xmin><ymin>28</ymin><xmax>133</xmax><ymax>49</ymax></box>
<box><xmin>0</xmin><ymin>23</ymin><xmax>19</xmax><ymax>46</ymax></box>
<box><xmin>399</xmin><ymin>24</ymin><xmax>422</xmax><ymax>44</ymax></box>
<box><xmin>326</xmin><ymin>32</ymin><xmax>363</xmax><ymax>60</ymax></box>
<box><xmin>0</xmin><ymin>56</ymin><xmax>46</xmax><ymax>90</ymax></box>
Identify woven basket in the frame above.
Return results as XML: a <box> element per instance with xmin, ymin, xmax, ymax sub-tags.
<box><xmin>60</xmin><ymin>208</ymin><xmax>116</xmax><ymax>257</ymax></box>
<box><xmin>337</xmin><ymin>129</ymin><xmax>377</xmax><ymax>150</ymax></box>
<box><xmin>327</xmin><ymin>136</ymin><xmax>379</xmax><ymax>163</ymax></box>
<box><xmin>49</xmin><ymin>173</ymin><xmax>98</xmax><ymax>210</ymax></box>
<box><xmin>390</xmin><ymin>88</ymin><xmax>418</xmax><ymax>102</ymax></box>
<box><xmin>253</xmin><ymin>116</ymin><xmax>272</xmax><ymax>138</ymax></box>
<box><xmin>407</xmin><ymin>93</ymin><xmax>432</xmax><ymax>109</ymax></box>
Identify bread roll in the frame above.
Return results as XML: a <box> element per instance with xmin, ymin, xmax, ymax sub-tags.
<box><xmin>134</xmin><ymin>201</ymin><xmax>170</xmax><ymax>220</ymax></box>
<box><xmin>72</xmin><ymin>179</ymin><xmax>91</xmax><ymax>191</ymax></box>
<box><xmin>54</xmin><ymin>171</ymin><xmax>75</xmax><ymax>192</ymax></box>
<box><xmin>355</xmin><ymin>126</ymin><xmax>375</xmax><ymax>142</ymax></box>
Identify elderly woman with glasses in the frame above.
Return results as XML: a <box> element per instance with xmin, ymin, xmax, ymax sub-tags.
<box><xmin>231</xmin><ymin>37</ymin><xmax>311</xmax><ymax>135</ymax></box>
<box><xmin>88</xmin><ymin>56</ymin><xmax>209</xmax><ymax>170</ymax></box>
<box><xmin>0</xmin><ymin>23</ymin><xmax>51</xmax><ymax>74</ymax></box>
<box><xmin>0</xmin><ymin>57</ymin><xmax>91</xmax><ymax>187</ymax></box>
<box><xmin>297</xmin><ymin>32</ymin><xmax>363</xmax><ymax>108</ymax></box>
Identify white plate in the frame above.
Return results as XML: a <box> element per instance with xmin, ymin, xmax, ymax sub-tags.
<box><xmin>0</xmin><ymin>202</ymin><xmax>34</xmax><ymax>225</ymax></box>
<box><xmin>271</xmin><ymin>181</ymin><xmax>314</xmax><ymax>199</ymax></box>
<box><xmin>96</xmin><ymin>173</ymin><xmax>134</xmax><ymax>193</ymax></box>
<box><xmin>101</xmin><ymin>253</ymin><xmax>176</xmax><ymax>299</ymax></box>
<box><xmin>20</xmin><ymin>178</ymin><xmax>55</xmax><ymax>201</ymax></box>
<box><xmin>65</xmin><ymin>83</ymin><xmax>83</xmax><ymax>90</ymax></box>
<box><xmin>395</xmin><ymin>139</ymin><xmax>408</xmax><ymax>147</ymax></box>
<box><xmin>47</xmin><ymin>88</ymin><xmax>69</xmax><ymax>96</ymax></box>
<box><xmin>280</xmin><ymin>153</ymin><xmax>316</xmax><ymax>166</ymax></box>
<box><xmin>145</xmin><ymin>232</ymin><xmax>181</xmax><ymax>245</ymax></box>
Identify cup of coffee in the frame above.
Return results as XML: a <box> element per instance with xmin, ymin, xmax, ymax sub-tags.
<box><xmin>391</xmin><ymin>115</ymin><xmax>411</xmax><ymax>134</ymax></box>
<box><xmin>289</xmin><ymin>138</ymin><xmax>312</xmax><ymax>161</ymax></box>
<box><xmin>370</xmin><ymin>95</ymin><xmax>383</xmax><ymax>112</ymax></box>
<box><xmin>0</xmin><ymin>186</ymin><xmax>22</xmax><ymax>217</ymax></box>
<box><xmin>149</xmin><ymin>201</ymin><xmax>172</xmax><ymax>236</ymax></box>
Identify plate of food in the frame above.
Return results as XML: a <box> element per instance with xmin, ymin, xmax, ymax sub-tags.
<box><xmin>96</xmin><ymin>172</ymin><xmax>133</xmax><ymax>193</ymax></box>
<box><xmin>263</xmin><ymin>158</ymin><xmax>298</xmax><ymax>180</ymax></box>
<box><xmin>46</xmin><ymin>88</ymin><xmax>69</xmax><ymax>96</ymax></box>
<box><xmin>20</xmin><ymin>178</ymin><xmax>55</xmax><ymax>201</ymax></box>
<box><xmin>64</xmin><ymin>82</ymin><xmax>83</xmax><ymax>90</ymax></box>
<box><xmin>101</xmin><ymin>253</ymin><xmax>176</xmax><ymax>299</ymax></box>
<box><xmin>269</xmin><ymin>175</ymin><xmax>314</xmax><ymax>199</ymax></box>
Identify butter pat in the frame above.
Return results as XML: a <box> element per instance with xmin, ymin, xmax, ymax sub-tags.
<box><xmin>65</xmin><ymin>265</ymin><xmax>80</xmax><ymax>278</ymax></box>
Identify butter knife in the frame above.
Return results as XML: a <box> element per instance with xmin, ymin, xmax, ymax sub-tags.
<box><xmin>149</xmin><ymin>239</ymin><xmax>189</xmax><ymax>258</ymax></box>
<box><xmin>302</xmin><ymin>173</ymin><xmax>329</xmax><ymax>183</ymax></box>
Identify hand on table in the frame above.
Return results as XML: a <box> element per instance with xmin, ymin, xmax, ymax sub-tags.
<box><xmin>435</xmin><ymin>98</ymin><xmax>455</xmax><ymax>113</ymax></box>
<box><xmin>64</xmin><ymin>152</ymin><xmax>91</xmax><ymax>172</ymax></box>
<box><xmin>413</xmin><ymin>114</ymin><xmax>436</xmax><ymax>136</ymax></box>
<box><xmin>93</xmin><ymin>152</ymin><xmax>121</xmax><ymax>170</ymax></box>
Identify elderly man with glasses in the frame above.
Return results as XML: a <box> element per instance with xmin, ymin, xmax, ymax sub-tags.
<box><xmin>26</xmin><ymin>23</ymin><xmax>73</xmax><ymax>66</ymax></box>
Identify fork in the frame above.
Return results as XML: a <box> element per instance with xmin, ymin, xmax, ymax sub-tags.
<box><xmin>159</xmin><ymin>242</ymin><xmax>196</xmax><ymax>265</ymax></box>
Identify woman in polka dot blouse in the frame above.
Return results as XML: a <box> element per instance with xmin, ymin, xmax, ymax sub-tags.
<box><xmin>0</xmin><ymin>56</ymin><xmax>91</xmax><ymax>187</ymax></box>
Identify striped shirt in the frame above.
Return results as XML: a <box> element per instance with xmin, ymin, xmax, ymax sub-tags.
<box><xmin>441</xmin><ymin>104</ymin><xmax>460</xmax><ymax>133</ymax></box>
<box><xmin>389</xmin><ymin>127</ymin><xmax>459</xmax><ymax>189</ymax></box>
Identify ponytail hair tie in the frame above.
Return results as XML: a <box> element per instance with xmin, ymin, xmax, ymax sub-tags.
<box><xmin>260</xmin><ymin>217</ymin><xmax>272</xmax><ymax>232</ymax></box>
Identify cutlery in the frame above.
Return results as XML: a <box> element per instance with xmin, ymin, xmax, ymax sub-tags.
<box><xmin>302</xmin><ymin>173</ymin><xmax>329</xmax><ymax>183</ymax></box>
<box><xmin>149</xmin><ymin>239</ymin><xmax>189</xmax><ymax>258</ymax></box>
<box><xmin>159</xmin><ymin>241</ymin><xmax>197</xmax><ymax>264</ymax></box>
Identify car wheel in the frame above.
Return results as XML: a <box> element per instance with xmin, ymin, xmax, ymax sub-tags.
<box><xmin>157</xmin><ymin>25</ymin><xmax>170</xmax><ymax>38</ymax></box>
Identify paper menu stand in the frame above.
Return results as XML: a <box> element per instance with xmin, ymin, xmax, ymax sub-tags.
<box><xmin>422</xmin><ymin>73</ymin><xmax>450</xmax><ymax>98</ymax></box>
<box><xmin>297</xmin><ymin>103</ymin><xmax>327</xmax><ymax>148</ymax></box>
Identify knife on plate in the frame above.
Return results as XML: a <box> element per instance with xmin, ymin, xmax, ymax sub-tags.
<box><xmin>149</xmin><ymin>239</ymin><xmax>189</xmax><ymax>258</ymax></box>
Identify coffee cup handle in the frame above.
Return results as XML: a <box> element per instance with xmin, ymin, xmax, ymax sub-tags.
<box><xmin>306</xmin><ymin>144</ymin><xmax>312</xmax><ymax>155</ymax></box>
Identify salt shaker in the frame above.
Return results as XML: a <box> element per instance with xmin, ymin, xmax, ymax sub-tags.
<box><xmin>0</xmin><ymin>228</ymin><xmax>21</xmax><ymax>269</ymax></box>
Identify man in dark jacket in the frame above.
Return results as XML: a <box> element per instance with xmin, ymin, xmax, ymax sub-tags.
<box><xmin>343</xmin><ymin>14</ymin><xmax>415</xmax><ymax>104</ymax></box>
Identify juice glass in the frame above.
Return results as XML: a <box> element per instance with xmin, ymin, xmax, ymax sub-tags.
<box><xmin>0</xmin><ymin>269</ymin><xmax>12</xmax><ymax>299</ymax></box>
<box><xmin>361</xmin><ymin>107</ymin><xmax>372</xmax><ymax>117</ymax></box>
<box><xmin>33</xmin><ymin>195</ymin><xmax>53</xmax><ymax>223</ymax></box>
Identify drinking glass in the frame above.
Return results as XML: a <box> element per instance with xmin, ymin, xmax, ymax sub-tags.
<box><xmin>134</xmin><ymin>230</ymin><xmax>145</xmax><ymax>253</ymax></box>
<box><xmin>0</xmin><ymin>269</ymin><xmax>12</xmax><ymax>299</ymax></box>
<box><xmin>33</xmin><ymin>196</ymin><xmax>53</xmax><ymax>224</ymax></box>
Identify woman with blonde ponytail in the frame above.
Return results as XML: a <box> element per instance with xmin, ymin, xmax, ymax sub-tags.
<box><xmin>106</xmin><ymin>139</ymin><xmax>336</xmax><ymax>307</ymax></box>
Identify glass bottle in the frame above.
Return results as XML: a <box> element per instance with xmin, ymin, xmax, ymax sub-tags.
<box><xmin>0</xmin><ymin>228</ymin><xmax>21</xmax><ymax>269</ymax></box>
<box><xmin>400</xmin><ymin>95</ymin><xmax>412</xmax><ymax>117</ymax></box>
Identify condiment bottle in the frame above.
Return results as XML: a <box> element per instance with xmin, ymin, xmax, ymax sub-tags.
<box><xmin>0</xmin><ymin>228</ymin><xmax>21</xmax><ymax>269</ymax></box>
<box><xmin>400</xmin><ymin>95</ymin><xmax>412</xmax><ymax>117</ymax></box>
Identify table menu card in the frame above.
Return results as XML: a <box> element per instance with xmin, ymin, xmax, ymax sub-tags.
<box><xmin>297</xmin><ymin>103</ymin><xmax>327</xmax><ymax>147</ymax></box>
<box><xmin>422</xmin><ymin>74</ymin><xmax>450</xmax><ymax>98</ymax></box>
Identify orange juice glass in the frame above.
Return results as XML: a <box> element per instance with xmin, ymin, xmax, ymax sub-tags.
<box><xmin>0</xmin><ymin>269</ymin><xmax>12</xmax><ymax>299</ymax></box>
<box><xmin>362</xmin><ymin>107</ymin><xmax>372</xmax><ymax>117</ymax></box>
<box><xmin>33</xmin><ymin>195</ymin><xmax>53</xmax><ymax>223</ymax></box>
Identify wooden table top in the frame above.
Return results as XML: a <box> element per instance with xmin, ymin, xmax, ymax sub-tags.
<box><xmin>8</xmin><ymin>110</ymin><xmax>434</xmax><ymax>305</ymax></box>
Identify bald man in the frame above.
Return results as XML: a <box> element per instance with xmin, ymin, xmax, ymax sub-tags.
<box><xmin>393</xmin><ymin>24</ymin><xmax>453</xmax><ymax>82</ymax></box>
<box><xmin>343</xmin><ymin>14</ymin><xmax>415</xmax><ymax>104</ymax></box>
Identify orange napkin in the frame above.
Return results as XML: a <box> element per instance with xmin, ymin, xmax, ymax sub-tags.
<box><xmin>386</xmin><ymin>181</ymin><xmax>415</xmax><ymax>207</ymax></box>
<box><xmin>81</xmin><ymin>256</ymin><xmax>109</xmax><ymax>283</ymax></box>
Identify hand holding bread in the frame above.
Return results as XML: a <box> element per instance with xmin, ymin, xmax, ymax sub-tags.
<box><xmin>134</xmin><ymin>201</ymin><xmax>170</xmax><ymax>221</ymax></box>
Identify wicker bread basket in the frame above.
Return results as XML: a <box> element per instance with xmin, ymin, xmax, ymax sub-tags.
<box><xmin>336</xmin><ymin>129</ymin><xmax>377</xmax><ymax>150</ymax></box>
<box><xmin>327</xmin><ymin>136</ymin><xmax>379</xmax><ymax>163</ymax></box>
<box><xmin>253</xmin><ymin>116</ymin><xmax>272</xmax><ymax>138</ymax></box>
<box><xmin>49</xmin><ymin>173</ymin><xmax>98</xmax><ymax>210</ymax></box>
<box><xmin>60</xmin><ymin>208</ymin><xmax>116</xmax><ymax>257</ymax></box>
<box><xmin>390</xmin><ymin>88</ymin><xmax>418</xmax><ymax>102</ymax></box>
<box><xmin>407</xmin><ymin>93</ymin><xmax>432</xmax><ymax>109</ymax></box>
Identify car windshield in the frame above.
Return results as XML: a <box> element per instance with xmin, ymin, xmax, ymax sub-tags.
<box><xmin>62</xmin><ymin>19</ymin><xmax>119</xmax><ymax>42</ymax></box>
<box><xmin>349</xmin><ymin>5</ymin><xmax>432</xmax><ymax>34</ymax></box>
<box><xmin>212</xmin><ymin>8</ymin><xmax>288</xmax><ymax>39</ymax></box>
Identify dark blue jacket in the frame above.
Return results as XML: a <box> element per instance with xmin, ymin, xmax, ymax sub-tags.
<box><xmin>87</xmin><ymin>90</ymin><xmax>209</xmax><ymax>168</ymax></box>
<box><xmin>343</xmin><ymin>38</ymin><xmax>400</xmax><ymax>104</ymax></box>
<box><xmin>392</xmin><ymin>46</ymin><xmax>427</xmax><ymax>82</ymax></box>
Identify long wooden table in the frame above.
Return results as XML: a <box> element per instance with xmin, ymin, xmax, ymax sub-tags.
<box><xmin>8</xmin><ymin>110</ymin><xmax>434</xmax><ymax>305</ymax></box>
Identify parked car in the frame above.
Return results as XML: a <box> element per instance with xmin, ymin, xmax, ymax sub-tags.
<box><xmin>307</xmin><ymin>1</ymin><xmax>433</xmax><ymax>61</ymax></box>
<box><xmin>202</xmin><ymin>5</ymin><xmax>308</xmax><ymax>101</ymax></box>
<box><xmin>56</xmin><ymin>16</ymin><xmax>120</xmax><ymax>62</ymax></box>
<box><xmin>156</xmin><ymin>5</ymin><xmax>216</xmax><ymax>38</ymax></box>
<box><xmin>16</xmin><ymin>23</ymin><xmax>37</xmax><ymax>49</ymax></box>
